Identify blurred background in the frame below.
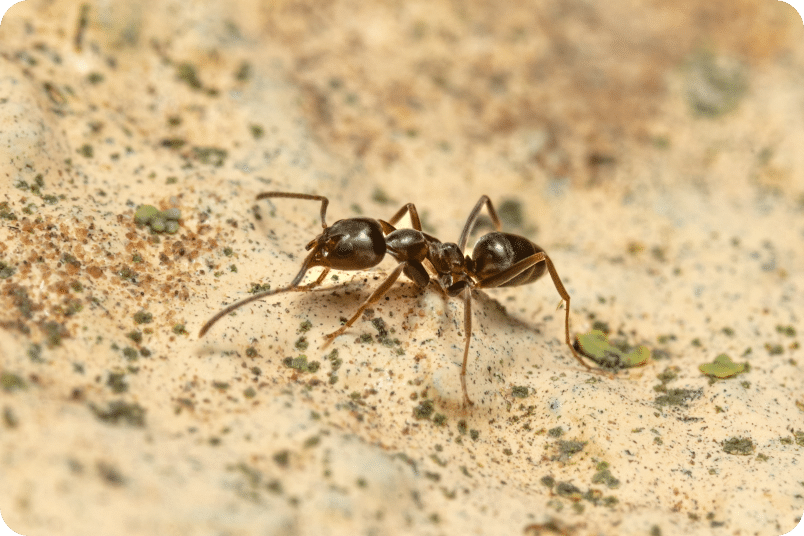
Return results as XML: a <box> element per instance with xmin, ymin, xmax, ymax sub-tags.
<box><xmin>1</xmin><ymin>1</ymin><xmax>803</xmax><ymax>535</ymax></box>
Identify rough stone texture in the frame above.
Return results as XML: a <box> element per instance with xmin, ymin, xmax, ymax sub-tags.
<box><xmin>1</xmin><ymin>1</ymin><xmax>803</xmax><ymax>535</ymax></box>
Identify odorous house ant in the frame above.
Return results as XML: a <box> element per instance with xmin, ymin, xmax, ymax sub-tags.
<box><xmin>199</xmin><ymin>192</ymin><xmax>594</xmax><ymax>406</ymax></box>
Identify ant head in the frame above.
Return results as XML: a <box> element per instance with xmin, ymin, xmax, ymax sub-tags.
<box><xmin>428</xmin><ymin>241</ymin><xmax>468</xmax><ymax>276</ymax></box>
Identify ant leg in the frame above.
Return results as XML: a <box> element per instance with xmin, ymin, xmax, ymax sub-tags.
<box><xmin>458</xmin><ymin>195</ymin><xmax>502</xmax><ymax>251</ymax></box>
<box><xmin>460</xmin><ymin>286</ymin><xmax>475</xmax><ymax>406</ymax></box>
<box><xmin>541</xmin><ymin>254</ymin><xmax>594</xmax><ymax>371</ymax></box>
<box><xmin>386</xmin><ymin>203</ymin><xmax>422</xmax><ymax>231</ymax></box>
<box><xmin>256</xmin><ymin>192</ymin><xmax>330</xmax><ymax>228</ymax></box>
<box><xmin>403</xmin><ymin>260</ymin><xmax>430</xmax><ymax>288</ymax></box>
<box><xmin>323</xmin><ymin>262</ymin><xmax>407</xmax><ymax>344</ymax></box>
<box><xmin>199</xmin><ymin>248</ymin><xmax>328</xmax><ymax>337</ymax></box>
<box><xmin>476</xmin><ymin>252</ymin><xmax>594</xmax><ymax>372</ymax></box>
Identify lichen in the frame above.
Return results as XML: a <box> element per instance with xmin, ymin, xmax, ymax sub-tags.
<box><xmin>575</xmin><ymin>330</ymin><xmax>650</xmax><ymax>369</ymax></box>
<box><xmin>699</xmin><ymin>354</ymin><xmax>747</xmax><ymax>379</ymax></box>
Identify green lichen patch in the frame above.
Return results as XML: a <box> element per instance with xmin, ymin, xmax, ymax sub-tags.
<box><xmin>192</xmin><ymin>146</ymin><xmax>228</xmax><ymax>167</ymax></box>
<box><xmin>249</xmin><ymin>282</ymin><xmax>271</xmax><ymax>293</ymax></box>
<box><xmin>0</xmin><ymin>202</ymin><xmax>17</xmax><ymax>221</ymax></box>
<box><xmin>699</xmin><ymin>354</ymin><xmax>747</xmax><ymax>379</ymax></box>
<box><xmin>294</xmin><ymin>336</ymin><xmax>309</xmax><ymax>351</ymax></box>
<box><xmin>97</xmin><ymin>461</ymin><xmax>126</xmax><ymax>486</ymax></box>
<box><xmin>28</xmin><ymin>344</ymin><xmax>43</xmax><ymax>363</ymax></box>
<box><xmin>432</xmin><ymin>413</ymin><xmax>447</xmax><ymax>426</ymax></box>
<box><xmin>134</xmin><ymin>205</ymin><xmax>182</xmax><ymax>234</ymax></box>
<box><xmin>8</xmin><ymin>284</ymin><xmax>36</xmax><ymax>319</ymax></box>
<box><xmin>413</xmin><ymin>400</ymin><xmax>435</xmax><ymax>420</ymax></box>
<box><xmin>0</xmin><ymin>260</ymin><xmax>16</xmax><ymax>279</ymax></box>
<box><xmin>41</xmin><ymin>320</ymin><xmax>68</xmax><ymax>347</ymax></box>
<box><xmin>552</xmin><ymin>439</ymin><xmax>587</xmax><ymax>462</ymax></box>
<box><xmin>1</xmin><ymin>372</ymin><xmax>27</xmax><ymax>392</ymax></box>
<box><xmin>511</xmin><ymin>386</ymin><xmax>530</xmax><ymax>398</ymax></box>
<box><xmin>591</xmin><ymin>466</ymin><xmax>621</xmax><ymax>489</ymax></box>
<box><xmin>134</xmin><ymin>205</ymin><xmax>159</xmax><ymax>224</ymax></box>
<box><xmin>272</xmin><ymin>450</ymin><xmax>290</xmax><ymax>468</ymax></box>
<box><xmin>575</xmin><ymin>330</ymin><xmax>650</xmax><ymax>369</ymax></box>
<box><xmin>89</xmin><ymin>400</ymin><xmax>146</xmax><ymax>427</ymax></box>
<box><xmin>685</xmin><ymin>52</ymin><xmax>747</xmax><ymax>117</ymax></box>
<box><xmin>654</xmin><ymin>388</ymin><xmax>702</xmax><ymax>407</ymax></box>
<box><xmin>172</xmin><ymin>324</ymin><xmax>188</xmax><ymax>336</ymax></box>
<box><xmin>122</xmin><ymin>346</ymin><xmax>138</xmax><ymax>361</ymax></box>
<box><xmin>282</xmin><ymin>355</ymin><xmax>320</xmax><ymax>373</ymax></box>
<box><xmin>133</xmin><ymin>310</ymin><xmax>153</xmax><ymax>324</ymax></box>
<box><xmin>776</xmin><ymin>324</ymin><xmax>797</xmax><ymax>337</ymax></box>
<box><xmin>3</xmin><ymin>407</ymin><xmax>19</xmax><ymax>428</ymax></box>
<box><xmin>554</xmin><ymin>481</ymin><xmax>583</xmax><ymax>501</ymax></box>
<box><xmin>176</xmin><ymin>62</ymin><xmax>203</xmax><ymax>90</ymax></box>
<box><xmin>655</xmin><ymin>366</ymin><xmax>680</xmax><ymax>386</ymax></box>
<box><xmin>722</xmin><ymin>436</ymin><xmax>755</xmax><ymax>456</ymax></box>
<box><xmin>106</xmin><ymin>372</ymin><xmax>128</xmax><ymax>393</ymax></box>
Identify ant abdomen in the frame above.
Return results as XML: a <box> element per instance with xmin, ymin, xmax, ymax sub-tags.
<box><xmin>472</xmin><ymin>232</ymin><xmax>547</xmax><ymax>286</ymax></box>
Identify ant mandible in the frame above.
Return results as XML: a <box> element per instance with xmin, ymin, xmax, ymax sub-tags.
<box><xmin>199</xmin><ymin>192</ymin><xmax>595</xmax><ymax>407</ymax></box>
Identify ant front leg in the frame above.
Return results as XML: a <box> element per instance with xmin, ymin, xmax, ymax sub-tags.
<box><xmin>322</xmin><ymin>262</ymin><xmax>407</xmax><ymax>345</ymax></box>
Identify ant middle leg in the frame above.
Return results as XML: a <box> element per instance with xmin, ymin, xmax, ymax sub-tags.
<box><xmin>458</xmin><ymin>195</ymin><xmax>502</xmax><ymax>250</ymax></box>
<box><xmin>322</xmin><ymin>262</ymin><xmax>408</xmax><ymax>345</ymax></box>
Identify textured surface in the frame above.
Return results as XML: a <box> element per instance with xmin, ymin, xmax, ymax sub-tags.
<box><xmin>1</xmin><ymin>1</ymin><xmax>804</xmax><ymax>535</ymax></box>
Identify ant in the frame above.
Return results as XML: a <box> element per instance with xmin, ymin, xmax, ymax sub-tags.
<box><xmin>199</xmin><ymin>192</ymin><xmax>594</xmax><ymax>406</ymax></box>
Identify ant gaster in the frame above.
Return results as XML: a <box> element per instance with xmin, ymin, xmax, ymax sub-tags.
<box><xmin>199</xmin><ymin>192</ymin><xmax>594</xmax><ymax>406</ymax></box>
